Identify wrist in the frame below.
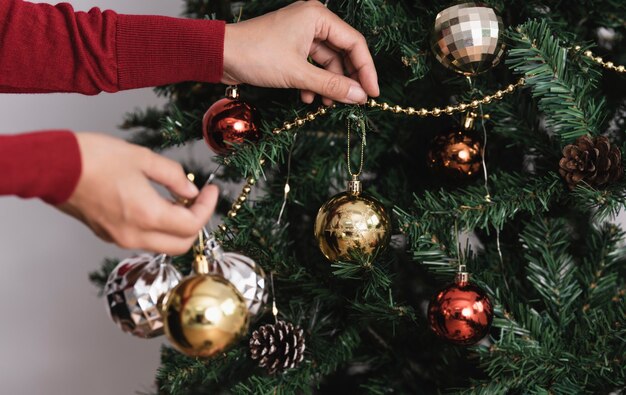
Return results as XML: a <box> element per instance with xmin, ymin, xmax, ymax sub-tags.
<box><xmin>222</xmin><ymin>23</ymin><xmax>241</xmax><ymax>85</ymax></box>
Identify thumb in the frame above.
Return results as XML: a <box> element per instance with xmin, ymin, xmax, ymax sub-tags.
<box><xmin>301</xmin><ymin>63</ymin><xmax>368</xmax><ymax>104</ymax></box>
<box><xmin>188</xmin><ymin>184</ymin><xmax>219</xmax><ymax>225</ymax></box>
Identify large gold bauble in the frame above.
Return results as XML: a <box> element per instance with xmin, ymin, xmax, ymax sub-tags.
<box><xmin>431</xmin><ymin>3</ymin><xmax>505</xmax><ymax>76</ymax></box>
<box><xmin>163</xmin><ymin>274</ymin><xmax>249</xmax><ymax>358</ymax></box>
<box><xmin>314</xmin><ymin>191</ymin><xmax>391</xmax><ymax>263</ymax></box>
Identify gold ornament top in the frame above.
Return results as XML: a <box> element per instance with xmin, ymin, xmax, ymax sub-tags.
<box><xmin>347</xmin><ymin>175</ymin><xmax>362</xmax><ymax>196</ymax></box>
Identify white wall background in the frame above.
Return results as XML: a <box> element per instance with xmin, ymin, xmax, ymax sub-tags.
<box><xmin>0</xmin><ymin>2</ymin><xmax>205</xmax><ymax>395</ymax></box>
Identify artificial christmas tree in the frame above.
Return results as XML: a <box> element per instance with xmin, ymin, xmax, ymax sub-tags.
<box><xmin>91</xmin><ymin>1</ymin><xmax>626</xmax><ymax>393</ymax></box>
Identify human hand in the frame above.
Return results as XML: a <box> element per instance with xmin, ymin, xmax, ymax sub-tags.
<box><xmin>58</xmin><ymin>133</ymin><xmax>218</xmax><ymax>255</ymax></box>
<box><xmin>222</xmin><ymin>0</ymin><xmax>379</xmax><ymax>105</ymax></box>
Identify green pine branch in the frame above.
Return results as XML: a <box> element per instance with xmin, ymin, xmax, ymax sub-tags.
<box><xmin>520</xmin><ymin>218</ymin><xmax>582</xmax><ymax>328</ymax></box>
<box><xmin>506</xmin><ymin>19</ymin><xmax>606</xmax><ymax>143</ymax></box>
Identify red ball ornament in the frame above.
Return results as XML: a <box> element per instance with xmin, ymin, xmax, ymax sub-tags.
<box><xmin>202</xmin><ymin>86</ymin><xmax>261</xmax><ymax>155</ymax></box>
<box><xmin>428</xmin><ymin>270</ymin><xmax>493</xmax><ymax>345</ymax></box>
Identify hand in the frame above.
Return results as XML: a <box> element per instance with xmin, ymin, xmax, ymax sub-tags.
<box><xmin>58</xmin><ymin>133</ymin><xmax>219</xmax><ymax>255</ymax></box>
<box><xmin>222</xmin><ymin>0</ymin><xmax>379</xmax><ymax>105</ymax></box>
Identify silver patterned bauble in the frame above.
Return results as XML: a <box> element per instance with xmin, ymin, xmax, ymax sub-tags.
<box><xmin>431</xmin><ymin>3</ymin><xmax>505</xmax><ymax>76</ymax></box>
<box><xmin>105</xmin><ymin>254</ymin><xmax>182</xmax><ymax>338</ymax></box>
<box><xmin>201</xmin><ymin>237</ymin><xmax>268</xmax><ymax>319</ymax></box>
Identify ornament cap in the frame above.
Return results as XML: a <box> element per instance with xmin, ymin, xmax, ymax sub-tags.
<box><xmin>347</xmin><ymin>174</ymin><xmax>362</xmax><ymax>196</ymax></box>
<box><xmin>225</xmin><ymin>85</ymin><xmax>240</xmax><ymax>99</ymax></box>
<box><xmin>455</xmin><ymin>264</ymin><xmax>470</xmax><ymax>285</ymax></box>
<box><xmin>205</xmin><ymin>237</ymin><xmax>225</xmax><ymax>262</ymax></box>
<box><xmin>462</xmin><ymin>113</ymin><xmax>476</xmax><ymax>130</ymax></box>
<box><xmin>194</xmin><ymin>254</ymin><xmax>210</xmax><ymax>275</ymax></box>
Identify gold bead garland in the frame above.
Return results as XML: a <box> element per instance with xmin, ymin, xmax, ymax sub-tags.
<box><xmin>218</xmin><ymin>177</ymin><xmax>257</xmax><ymax>233</ymax></box>
<box><xmin>272</xmin><ymin>105</ymin><xmax>334</xmax><ymax>135</ymax></box>
<box><xmin>574</xmin><ymin>46</ymin><xmax>626</xmax><ymax>73</ymax></box>
<box><xmin>367</xmin><ymin>77</ymin><xmax>526</xmax><ymax>117</ymax></box>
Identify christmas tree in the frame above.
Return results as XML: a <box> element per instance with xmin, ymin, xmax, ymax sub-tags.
<box><xmin>91</xmin><ymin>1</ymin><xmax>626</xmax><ymax>393</ymax></box>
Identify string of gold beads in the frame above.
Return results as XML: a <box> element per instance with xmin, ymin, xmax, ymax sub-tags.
<box><xmin>366</xmin><ymin>77</ymin><xmax>525</xmax><ymax>117</ymax></box>
<box><xmin>272</xmin><ymin>105</ymin><xmax>335</xmax><ymax>135</ymax></box>
<box><xmin>574</xmin><ymin>46</ymin><xmax>626</xmax><ymax>73</ymax></box>
<box><xmin>218</xmin><ymin>177</ymin><xmax>256</xmax><ymax>232</ymax></box>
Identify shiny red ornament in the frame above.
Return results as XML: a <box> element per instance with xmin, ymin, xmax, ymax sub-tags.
<box><xmin>428</xmin><ymin>272</ymin><xmax>493</xmax><ymax>345</ymax></box>
<box><xmin>202</xmin><ymin>86</ymin><xmax>261</xmax><ymax>155</ymax></box>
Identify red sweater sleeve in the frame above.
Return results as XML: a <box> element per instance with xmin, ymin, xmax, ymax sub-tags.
<box><xmin>0</xmin><ymin>1</ymin><xmax>226</xmax><ymax>204</ymax></box>
<box><xmin>0</xmin><ymin>131</ymin><xmax>81</xmax><ymax>205</ymax></box>
<box><xmin>0</xmin><ymin>0</ymin><xmax>225</xmax><ymax>93</ymax></box>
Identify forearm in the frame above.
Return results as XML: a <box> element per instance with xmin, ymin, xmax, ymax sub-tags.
<box><xmin>0</xmin><ymin>131</ymin><xmax>81</xmax><ymax>204</ymax></box>
<box><xmin>0</xmin><ymin>0</ymin><xmax>225</xmax><ymax>95</ymax></box>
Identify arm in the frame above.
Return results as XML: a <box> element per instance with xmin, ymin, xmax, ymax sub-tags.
<box><xmin>0</xmin><ymin>0</ymin><xmax>379</xmax><ymax>255</ymax></box>
<box><xmin>0</xmin><ymin>0</ymin><xmax>224</xmax><ymax>94</ymax></box>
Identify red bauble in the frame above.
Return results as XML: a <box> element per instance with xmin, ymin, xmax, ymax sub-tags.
<box><xmin>202</xmin><ymin>90</ymin><xmax>261</xmax><ymax>155</ymax></box>
<box><xmin>428</xmin><ymin>276</ymin><xmax>493</xmax><ymax>345</ymax></box>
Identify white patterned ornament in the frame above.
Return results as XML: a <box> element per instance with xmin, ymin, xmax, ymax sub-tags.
<box><xmin>105</xmin><ymin>253</ymin><xmax>181</xmax><ymax>338</ymax></box>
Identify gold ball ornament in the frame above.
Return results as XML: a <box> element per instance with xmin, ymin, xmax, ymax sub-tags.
<box><xmin>314</xmin><ymin>177</ymin><xmax>391</xmax><ymax>263</ymax></box>
<box><xmin>163</xmin><ymin>259</ymin><xmax>249</xmax><ymax>358</ymax></box>
<box><xmin>431</xmin><ymin>3</ymin><xmax>505</xmax><ymax>76</ymax></box>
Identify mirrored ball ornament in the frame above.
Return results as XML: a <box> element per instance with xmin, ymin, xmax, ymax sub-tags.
<box><xmin>163</xmin><ymin>274</ymin><xmax>249</xmax><ymax>358</ymax></box>
<box><xmin>314</xmin><ymin>185</ymin><xmax>391</xmax><ymax>263</ymax></box>
<box><xmin>431</xmin><ymin>2</ymin><xmax>505</xmax><ymax>75</ymax></box>
<box><xmin>105</xmin><ymin>254</ymin><xmax>182</xmax><ymax>338</ymax></box>
<box><xmin>201</xmin><ymin>238</ymin><xmax>268</xmax><ymax>320</ymax></box>
<box><xmin>202</xmin><ymin>87</ymin><xmax>261</xmax><ymax>155</ymax></box>
<box><xmin>428</xmin><ymin>275</ymin><xmax>493</xmax><ymax>345</ymax></box>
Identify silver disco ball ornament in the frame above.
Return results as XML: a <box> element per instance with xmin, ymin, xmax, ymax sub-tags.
<box><xmin>105</xmin><ymin>253</ymin><xmax>182</xmax><ymax>338</ymax></box>
<box><xmin>201</xmin><ymin>237</ymin><xmax>268</xmax><ymax>319</ymax></box>
<box><xmin>431</xmin><ymin>2</ymin><xmax>505</xmax><ymax>76</ymax></box>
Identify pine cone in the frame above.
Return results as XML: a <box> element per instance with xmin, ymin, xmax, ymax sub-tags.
<box><xmin>249</xmin><ymin>320</ymin><xmax>305</xmax><ymax>374</ymax></box>
<box><xmin>559</xmin><ymin>135</ymin><xmax>623</xmax><ymax>190</ymax></box>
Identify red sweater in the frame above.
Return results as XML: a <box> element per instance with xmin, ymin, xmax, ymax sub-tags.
<box><xmin>0</xmin><ymin>0</ymin><xmax>225</xmax><ymax>204</ymax></box>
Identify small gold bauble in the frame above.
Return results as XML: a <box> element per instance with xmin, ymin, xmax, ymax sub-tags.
<box><xmin>163</xmin><ymin>274</ymin><xmax>249</xmax><ymax>358</ymax></box>
<box><xmin>314</xmin><ymin>191</ymin><xmax>391</xmax><ymax>263</ymax></box>
<box><xmin>431</xmin><ymin>3</ymin><xmax>505</xmax><ymax>76</ymax></box>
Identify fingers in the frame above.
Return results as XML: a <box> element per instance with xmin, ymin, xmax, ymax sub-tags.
<box><xmin>314</xmin><ymin>5</ymin><xmax>379</xmax><ymax>98</ymax></box>
<box><xmin>188</xmin><ymin>184</ymin><xmax>220</xmax><ymax>226</ymax></box>
<box><xmin>300</xmin><ymin>62</ymin><xmax>367</xmax><ymax>103</ymax></box>
<box><xmin>301</xmin><ymin>90</ymin><xmax>315</xmax><ymax>104</ymax></box>
<box><xmin>149</xmin><ymin>184</ymin><xmax>219</xmax><ymax>236</ymax></box>
<box><xmin>142</xmin><ymin>151</ymin><xmax>199</xmax><ymax>199</ymax></box>
<box><xmin>115</xmin><ymin>185</ymin><xmax>220</xmax><ymax>254</ymax></box>
<box><xmin>309</xmin><ymin>41</ymin><xmax>347</xmax><ymax>105</ymax></box>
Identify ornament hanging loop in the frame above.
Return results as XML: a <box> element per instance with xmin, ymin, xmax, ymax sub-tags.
<box><xmin>346</xmin><ymin>109</ymin><xmax>366</xmax><ymax>178</ymax></box>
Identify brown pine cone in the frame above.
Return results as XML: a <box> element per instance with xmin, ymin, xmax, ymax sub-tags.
<box><xmin>249</xmin><ymin>320</ymin><xmax>305</xmax><ymax>374</ymax></box>
<box><xmin>559</xmin><ymin>135</ymin><xmax>623</xmax><ymax>190</ymax></box>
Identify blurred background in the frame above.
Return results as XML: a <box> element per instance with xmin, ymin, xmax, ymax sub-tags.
<box><xmin>0</xmin><ymin>1</ymin><xmax>212</xmax><ymax>394</ymax></box>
